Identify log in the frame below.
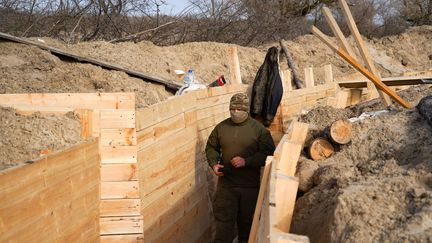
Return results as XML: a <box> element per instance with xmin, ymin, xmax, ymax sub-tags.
<box><xmin>309</xmin><ymin>138</ymin><xmax>334</xmax><ymax>161</ymax></box>
<box><xmin>279</xmin><ymin>40</ymin><xmax>304</xmax><ymax>89</ymax></box>
<box><xmin>417</xmin><ymin>95</ymin><xmax>432</xmax><ymax>128</ymax></box>
<box><xmin>329</xmin><ymin>119</ymin><xmax>353</xmax><ymax>145</ymax></box>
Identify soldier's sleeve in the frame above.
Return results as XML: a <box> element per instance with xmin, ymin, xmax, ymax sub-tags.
<box><xmin>245</xmin><ymin>127</ymin><xmax>275</xmax><ymax>167</ymax></box>
<box><xmin>205</xmin><ymin>125</ymin><xmax>221</xmax><ymax>168</ymax></box>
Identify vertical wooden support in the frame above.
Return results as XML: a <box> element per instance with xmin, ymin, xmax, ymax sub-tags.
<box><xmin>228</xmin><ymin>46</ymin><xmax>243</xmax><ymax>84</ymax></box>
<box><xmin>338</xmin><ymin>0</ymin><xmax>392</xmax><ymax>106</ymax></box>
<box><xmin>304</xmin><ymin>67</ymin><xmax>314</xmax><ymax>88</ymax></box>
<box><xmin>336</xmin><ymin>89</ymin><xmax>350</xmax><ymax>108</ymax></box>
<box><xmin>75</xmin><ymin>109</ymin><xmax>93</xmax><ymax>138</ymax></box>
<box><xmin>275</xmin><ymin>175</ymin><xmax>299</xmax><ymax>233</ymax></box>
<box><xmin>280</xmin><ymin>69</ymin><xmax>293</xmax><ymax>92</ymax></box>
<box><xmin>324</xmin><ymin>64</ymin><xmax>333</xmax><ymax>84</ymax></box>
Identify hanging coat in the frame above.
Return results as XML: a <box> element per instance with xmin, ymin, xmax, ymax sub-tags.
<box><xmin>250</xmin><ymin>47</ymin><xmax>283</xmax><ymax>127</ymax></box>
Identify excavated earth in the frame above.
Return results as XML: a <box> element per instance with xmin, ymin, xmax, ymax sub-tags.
<box><xmin>294</xmin><ymin>85</ymin><xmax>432</xmax><ymax>242</ymax></box>
<box><xmin>0</xmin><ymin>25</ymin><xmax>431</xmax><ymax>240</ymax></box>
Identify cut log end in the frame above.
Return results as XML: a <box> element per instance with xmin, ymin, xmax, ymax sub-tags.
<box><xmin>329</xmin><ymin>119</ymin><xmax>353</xmax><ymax>145</ymax></box>
<box><xmin>309</xmin><ymin>138</ymin><xmax>334</xmax><ymax>161</ymax></box>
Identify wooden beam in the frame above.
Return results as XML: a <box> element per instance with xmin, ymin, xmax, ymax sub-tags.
<box><xmin>337</xmin><ymin>76</ymin><xmax>429</xmax><ymax>88</ymax></box>
<box><xmin>311</xmin><ymin>26</ymin><xmax>411</xmax><ymax>108</ymax></box>
<box><xmin>337</xmin><ymin>0</ymin><xmax>392</xmax><ymax>106</ymax></box>
<box><xmin>0</xmin><ymin>32</ymin><xmax>181</xmax><ymax>91</ymax></box>
<box><xmin>322</xmin><ymin>7</ymin><xmax>357</xmax><ymax>59</ymax></box>
<box><xmin>228</xmin><ymin>46</ymin><xmax>243</xmax><ymax>84</ymax></box>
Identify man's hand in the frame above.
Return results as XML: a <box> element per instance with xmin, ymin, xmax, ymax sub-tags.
<box><xmin>212</xmin><ymin>164</ymin><xmax>224</xmax><ymax>176</ymax></box>
<box><xmin>231</xmin><ymin>156</ymin><xmax>246</xmax><ymax>168</ymax></box>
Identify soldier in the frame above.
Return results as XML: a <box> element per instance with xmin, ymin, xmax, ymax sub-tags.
<box><xmin>206</xmin><ymin>93</ymin><xmax>275</xmax><ymax>243</ymax></box>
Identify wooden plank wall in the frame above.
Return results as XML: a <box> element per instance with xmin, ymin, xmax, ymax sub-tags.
<box><xmin>254</xmin><ymin>123</ymin><xmax>310</xmax><ymax>243</ymax></box>
<box><xmin>0</xmin><ymin>138</ymin><xmax>100</xmax><ymax>242</ymax></box>
<box><xmin>0</xmin><ymin>93</ymin><xmax>140</xmax><ymax>241</ymax></box>
<box><xmin>136</xmin><ymin>84</ymin><xmax>247</xmax><ymax>243</ymax></box>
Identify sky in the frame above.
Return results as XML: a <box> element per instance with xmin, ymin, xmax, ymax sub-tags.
<box><xmin>160</xmin><ymin>0</ymin><xmax>191</xmax><ymax>15</ymax></box>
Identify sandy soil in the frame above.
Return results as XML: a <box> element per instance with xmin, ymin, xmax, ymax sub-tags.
<box><xmin>294</xmin><ymin>85</ymin><xmax>432</xmax><ymax>242</ymax></box>
<box><xmin>0</xmin><ymin>107</ymin><xmax>83</xmax><ymax>170</ymax></box>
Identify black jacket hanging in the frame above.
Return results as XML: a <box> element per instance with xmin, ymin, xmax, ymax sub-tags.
<box><xmin>250</xmin><ymin>47</ymin><xmax>283</xmax><ymax>127</ymax></box>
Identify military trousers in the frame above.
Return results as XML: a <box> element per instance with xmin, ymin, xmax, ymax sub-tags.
<box><xmin>213</xmin><ymin>185</ymin><xmax>259</xmax><ymax>243</ymax></box>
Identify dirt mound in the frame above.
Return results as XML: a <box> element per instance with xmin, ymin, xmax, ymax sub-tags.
<box><xmin>293</xmin><ymin>86</ymin><xmax>432</xmax><ymax>242</ymax></box>
<box><xmin>0</xmin><ymin>107</ymin><xmax>83</xmax><ymax>170</ymax></box>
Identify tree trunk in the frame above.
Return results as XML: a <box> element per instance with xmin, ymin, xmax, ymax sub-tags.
<box><xmin>329</xmin><ymin>119</ymin><xmax>353</xmax><ymax>145</ymax></box>
<box><xmin>309</xmin><ymin>137</ymin><xmax>334</xmax><ymax>161</ymax></box>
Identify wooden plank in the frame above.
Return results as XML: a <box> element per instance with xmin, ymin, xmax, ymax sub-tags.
<box><xmin>100</xmin><ymin>234</ymin><xmax>144</xmax><ymax>243</ymax></box>
<box><xmin>228</xmin><ymin>46</ymin><xmax>243</xmax><ymax>84</ymax></box>
<box><xmin>280</xmin><ymin>69</ymin><xmax>293</xmax><ymax>92</ymax></box>
<box><xmin>350</xmin><ymin>89</ymin><xmax>363</xmax><ymax>105</ymax></box>
<box><xmin>100</xmin><ymin>145</ymin><xmax>137</xmax><ymax>164</ymax></box>
<box><xmin>249</xmin><ymin>157</ymin><xmax>273</xmax><ymax>243</ymax></box>
<box><xmin>324</xmin><ymin>64</ymin><xmax>333</xmax><ymax>84</ymax></box>
<box><xmin>311</xmin><ymin>26</ymin><xmax>411</xmax><ymax>108</ymax></box>
<box><xmin>101</xmin><ymin>181</ymin><xmax>139</xmax><ymax>199</ymax></box>
<box><xmin>277</xmin><ymin>142</ymin><xmax>303</xmax><ymax>177</ymax></box>
<box><xmin>0</xmin><ymin>32</ymin><xmax>181</xmax><ymax>91</ymax></box>
<box><xmin>275</xmin><ymin>176</ymin><xmax>299</xmax><ymax>233</ymax></box>
<box><xmin>337</xmin><ymin>76</ymin><xmax>429</xmax><ymax>88</ymax></box>
<box><xmin>12</xmin><ymin>105</ymin><xmax>74</xmax><ymax>115</ymax></box>
<box><xmin>100</xmin><ymin>128</ymin><xmax>137</xmax><ymax>146</ymax></box>
<box><xmin>143</xmin><ymin>185</ymin><xmax>209</xmax><ymax>241</ymax></box>
<box><xmin>304</xmin><ymin>67</ymin><xmax>314</xmax><ymax>88</ymax></box>
<box><xmin>100</xmin><ymin>216</ymin><xmax>143</xmax><ymax>235</ymax></box>
<box><xmin>338</xmin><ymin>0</ymin><xmax>392</xmax><ymax>106</ymax></box>
<box><xmin>100</xmin><ymin>163</ymin><xmax>137</xmax><ymax>181</ymax></box>
<box><xmin>100</xmin><ymin>199</ymin><xmax>141</xmax><ymax>217</ymax></box>
<box><xmin>75</xmin><ymin>109</ymin><xmax>93</xmax><ymax>138</ymax></box>
<box><xmin>146</xmin><ymin>196</ymin><xmax>210</xmax><ymax>243</ymax></box>
<box><xmin>322</xmin><ymin>7</ymin><xmax>357</xmax><ymax>59</ymax></box>
<box><xmin>136</xmin><ymin>113</ymin><xmax>186</xmax><ymax>150</ymax></box>
<box><xmin>99</xmin><ymin>109</ymin><xmax>135</xmax><ymax>129</ymax></box>
<box><xmin>0</xmin><ymin>93</ymin><xmax>135</xmax><ymax>110</ymax></box>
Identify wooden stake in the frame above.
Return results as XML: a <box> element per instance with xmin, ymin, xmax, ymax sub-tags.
<box><xmin>280</xmin><ymin>69</ymin><xmax>293</xmax><ymax>92</ymax></box>
<box><xmin>228</xmin><ymin>46</ymin><xmax>243</xmax><ymax>84</ymax></box>
<box><xmin>338</xmin><ymin>0</ymin><xmax>392</xmax><ymax>106</ymax></box>
<box><xmin>309</xmin><ymin>138</ymin><xmax>334</xmax><ymax>161</ymax></box>
<box><xmin>329</xmin><ymin>119</ymin><xmax>352</xmax><ymax>145</ymax></box>
<box><xmin>311</xmin><ymin>26</ymin><xmax>411</xmax><ymax>108</ymax></box>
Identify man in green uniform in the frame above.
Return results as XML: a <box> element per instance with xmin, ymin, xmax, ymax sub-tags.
<box><xmin>206</xmin><ymin>93</ymin><xmax>276</xmax><ymax>243</ymax></box>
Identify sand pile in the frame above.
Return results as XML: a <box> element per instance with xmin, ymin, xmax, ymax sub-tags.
<box><xmin>0</xmin><ymin>107</ymin><xmax>83</xmax><ymax>170</ymax></box>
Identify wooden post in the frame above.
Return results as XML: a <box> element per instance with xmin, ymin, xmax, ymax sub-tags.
<box><xmin>228</xmin><ymin>46</ymin><xmax>243</xmax><ymax>84</ymax></box>
<box><xmin>324</xmin><ymin>64</ymin><xmax>333</xmax><ymax>84</ymax></box>
<box><xmin>311</xmin><ymin>26</ymin><xmax>411</xmax><ymax>108</ymax></box>
<box><xmin>304</xmin><ymin>67</ymin><xmax>315</xmax><ymax>88</ymax></box>
<box><xmin>338</xmin><ymin>0</ymin><xmax>392</xmax><ymax>106</ymax></box>
<box><xmin>280</xmin><ymin>69</ymin><xmax>293</xmax><ymax>92</ymax></box>
<box><xmin>74</xmin><ymin>109</ymin><xmax>93</xmax><ymax>138</ymax></box>
<box><xmin>275</xmin><ymin>175</ymin><xmax>299</xmax><ymax>232</ymax></box>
